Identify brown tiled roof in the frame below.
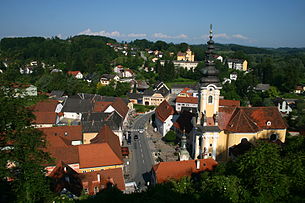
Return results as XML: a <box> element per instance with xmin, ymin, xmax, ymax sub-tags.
<box><xmin>219</xmin><ymin>99</ymin><xmax>240</xmax><ymax>107</ymax></box>
<box><xmin>155</xmin><ymin>100</ymin><xmax>175</xmax><ymax>122</ymax></box>
<box><xmin>39</xmin><ymin>125</ymin><xmax>83</xmax><ymax>142</ymax></box>
<box><xmin>33</xmin><ymin>112</ymin><xmax>57</xmax><ymax>124</ymax></box>
<box><xmin>111</xmin><ymin>98</ymin><xmax>129</xmax><ymax>118</ymax></box>
<box><xmin>90</xmin><ymin>125</ymin><xmax>123</xmax><ymax>161</ymax></box>
<box><xmin>79</xmin><ymin>168</ymin><xmax>125</xmax><ymax>194</ymax></box>
<box><xmin>78</xmin><ymin>143</ymin><xmax>123</xmax><ymax>169</ymax></box>
<box><xmin>173</xmin><ymin>111</ymin><xmax>194</xmax><ymax>133</ymax></box>
<box><xmin>48</xmin><ymin>161</ymin><xmax>83</xmax><ymax>196</ymax></box>
<box><xmin>47</xmin><ymin>146</ymin><xmax>79</xmax><ymax>164</ymax></box>
<box><xmin>153</xmin><ymin>159</ymin><xmax>217</xmax><ymax>183</ymax></box>
<box><xmin>31</xmin><ymin>99</ymin><xmax>58</xmax><ymax>112</ymax></box>
<box><xmin>93</xmin><ymin>101</ymin><xmax>112</xmax><ymax>112</ymax></box>
<box><xmin>226</xmin><ymin>108</ymin><xmax>260</xmax><ymax>133</ymax></box>
<box><xmin>176</xmin><ymin>96</ymin><xmax>198</xmax><ymax>104</ymax></box>
<box><xmin>219</xmin><ymin>106</ymin><xmax>287</xmax><ymax>133</ymax></box>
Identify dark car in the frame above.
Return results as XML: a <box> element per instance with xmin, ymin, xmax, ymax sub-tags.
<box><xmin>134</xmin><ymin>134</ymin><xmax>139</xmax><ymax>140</ymax></box>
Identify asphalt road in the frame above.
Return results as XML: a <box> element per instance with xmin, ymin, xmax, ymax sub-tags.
<box><xmin>129</xmin><ymin>112</ymin><xmax>154</xmax><ymax>189</ymax></box>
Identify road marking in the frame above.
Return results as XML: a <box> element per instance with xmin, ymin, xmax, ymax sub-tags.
<box><xmin>143</xmin><ymin>160</ymin><xmax>145</xmax><ymax>163</ymax></box>
<box><xmin>141</xmin><ymin>154</ymin><xmax>144</xmax><ymax>158</ymax></box>
<box><xmin>140</xmin><ymin>148</ymin><xmax>143</xmax><ymax>153</ymax></box>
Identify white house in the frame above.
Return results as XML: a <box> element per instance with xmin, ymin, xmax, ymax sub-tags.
<box><xmin>155</xmin><ymin>100</ymin><xmax>176</xmax><ymax>136</ymax></box>
<box><xmin>230</xmin><ymin>72</ymin><xmax>238</xmax><ymax>80</ymax></box>
<box><xmin>67</xmin><ymin>71</ymin><xmax>83</xmax><ymax>79</ymax></box>
<box><xmin>175</xmin><ymin>97</ymin><xmax>198</xmax><ymax>112</ymax></box>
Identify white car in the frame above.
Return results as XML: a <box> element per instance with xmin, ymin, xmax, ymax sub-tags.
<box><xmin>139</xmin><ymin>129</ymin><xmax>144</xmax><ymax>133</ymax></box>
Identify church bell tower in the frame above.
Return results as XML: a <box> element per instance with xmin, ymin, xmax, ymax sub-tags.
<box><xmin>197</xmin><ymin>24</ymin><xmax>222</xmax><ymax>124</ymax></box>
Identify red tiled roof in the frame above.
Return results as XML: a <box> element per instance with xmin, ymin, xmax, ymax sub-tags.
<box><xmin>219</xmin><ymin>106</ymin><xmax>287</xmax><ymax>133</ymax></box>
<box><xmin>176</xmin><ymin>96</ymin><xmax>198</xmax><ymax>104</ymax></box>
<box><xmin>153</xmin><ymin>159</ymin><xmax>218</xmax><ymax>183</ymax></box>
<box><xmin>79</xmin><ymin>168</ymin><xmax>125</xmax><ymax>194</ymax></box>
<box><xmin>90</xmin><ymin>125</ymin><xmax>123</xmax><ymax>161</ymax></box>
<box><xmin>111</xmin><ymin>98</ymin><xmax>129</xmax><ymax>118</ymax></box>
<box><xmin>93</xmin><ymin>101</ymin><xmax>112</xmax><ymax>112</ymax></box>
<box><xmin>219</xmin><ymin>99</ymin><xmax>240</xmax><ymax>107</ymax></box>
<box><xmin>47</xmin><ymin>145</ymin><xmax>80</xmax><ymax>164</ymax></box>
<box><xmin>39</xmin><ymin>125</ymin><xmax>83</xmax><ymax>142</ymax></box>
<box><xmin>78</xmin><ymin>143</ymin><xmax>123</xmax><ymax>169</ymax></box>
<box><xmin>31</xmin><ymin>99</ymin><xmax>58</xmax><ymax>112</ymax></box>
<box><xmin>33</xmin><ymin>112</ymin><xmax>57</xmax><ymax>124</ymax></box>
<box><xmin>155</xmin><ymin>100</ymin><xmax>175</xmax><ymax>122</ymax></box>
<box><xmin>67</xmin><ymin>71</ymin><xmax>81</xmax><ymax>76</ymax></box>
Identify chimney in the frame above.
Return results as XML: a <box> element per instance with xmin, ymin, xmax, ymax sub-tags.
<box><xmin>196</xmin><ymin>159</ymin><xmax>200</xmax><ymax>170</ymax></box>
<box><xmin>97</xmin><ymin>173</ymin><xmax>101</xmax><ymax>182</ymax></box>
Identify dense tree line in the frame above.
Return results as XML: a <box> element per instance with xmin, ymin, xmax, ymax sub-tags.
<box><xmin>0</xmin><ymin>35</ymin><xmax>118</xmax><ymax>73</ymax></box>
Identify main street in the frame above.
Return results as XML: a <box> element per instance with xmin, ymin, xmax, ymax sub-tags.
<box><xmin>129</xmin><ymin>112</ymin><xmax>154</xmax><ymax>189</ymax></box>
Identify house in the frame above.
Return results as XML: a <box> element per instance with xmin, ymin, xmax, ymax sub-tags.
<box><xmin>171</xmin><ymin>84</ymin><xmax>198</xmax><ymax>95</ymax></box>
<box><xmin>294</xmin><ymin>85</ymin><xmax>305</xmax><ymax>94</ymax></box>
<box><xmin>227</xmin><ymin>59</ymin><xmax>248</xmax><ymax>71</ymax></box>
<box><xmin>122</xmin><ymin>69</ymin><xmax>134</xmax><ymax>78</ymax></box>
<box><xmin>254</xmin><ymin>83</ymin><xmax>270</xmax><ymax>92</ymax></box>
<box><xmin>230</xmin><ymin>72</ymin><xmax>238</xmax><ymax>80</ymax></box>
<box><xmin>213</xmin><ymin>55</ymin><xmax>223</xmax><ymax>63</ymax></box>
<box><xmin>127</xmin><ymin>92</ymin><xmax>143</xmax><ymax>104</ymax></box>
<box><xmin>177</xmin><ymin>88</ymin><xmax>198</xmax><ymax>97</ymax></box>
<box><xmin>176</xmin><ymin>96</ymin><xmax>198</xmax><ymax>113</ymax></box>
<box><xmin>143</xmin><ymin>90</ymin><xmax>166</xmax><ymax>106</ymax></box>
<box><xmin>49</xmin><ymin>90</ymin><xmax>66</xmax><ymax>102</ymax></box>
<box><xmin>273</xmin><ymin>98</ymin><xmax>296</xmax><ymax>115</ymax></box>
<box><xmin>44</xmin><ymin>125</ymin><xmax>125</xmax><ymax>194</ymax></box>
<box><xmin>20</xmin><ymin>67</ymin><xmax>33</xmax><ymax>74</ymax></box>
<box><xmin>151</xmin><ymin>159</ymin><xmax>217</xmax><ymax>185</ymax></box>
<box><xmin>177</xmin><ymin>48</ymin><xmax>195</xmax><ymax>62</ymax></box>
<box><xmin>190</xmin><ymin>27</ymin><xmax>287</xmax><ymax>161</ymax></box>
<box><xmin>48</xmin><ymin>161</ymin><xmax>83</xmax><ymax>197</ymax></box>
<box><xmin>135</xmin><ymin>80</ymin><xmax>149</xmax><ymax>93</ymax></box>
<box><xmin>11</xmin><ymin>83</ymin><xmax>37</xmax><ymax>97</ymax></box>
<box><xmin>67</xmin><ymin>71</ymin><xmax>83</xmax><ymax>79</ymax></box>
<box><xmin>160</xmin><ymin>60</ymin><xmax>199</xmax><ymax>71</ymax></box>
<box><xmin>155</xmin><ymin>100</ymin><xmax>176</xmax><ymax>136</ymax></box>
<box><xmin>100</xmin><ymin>74</ymin><xmax>120</xmax><ymax>86</ymax></box>
<box><xmin>32</xmin><ymin>112</ymin><xmax>58</xmax><ymax>128</ymax></box>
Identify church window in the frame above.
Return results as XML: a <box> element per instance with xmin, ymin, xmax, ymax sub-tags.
<box><xmin>208</xmin><ymin>96</ymin><xmax>213</xmax><ymax>104</ymax></box>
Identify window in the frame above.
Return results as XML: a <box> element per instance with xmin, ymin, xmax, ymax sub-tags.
<box><xmin>208</xmin><ymin>96</ymin><xmax>213</xmax><ymax>104</ymax></box>
<box><xmin>94</xmin><ymin>186</ymin><xmax>99</xmax><ymax>193</ymax></box>
<box><xmin>210</xmin><ymin>144</ymin><xmax>212</xmax><ymax>147</ymax></box>
<box><xmin>270</xmin><ymin>134</ymin><xmax>278</xmax><ymax>141</ymax></box>
<box><xmin>84</xmin><ymin>188</ymin><xmax>89</xmax><ymax>194</ymax></box>
<box><xmin>209</xmin><ymin>153</ymin><xmax>212</xmax><ymax>156</ymax></box>
<box><xmin>91</xmin><ymin>170</ymin><xmax>94</xmax><ymax>172</ymax></box>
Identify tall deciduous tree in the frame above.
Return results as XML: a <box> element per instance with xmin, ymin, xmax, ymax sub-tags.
<box><xmin>0</xmin><ymin>88</ymin><xmax>53</xmax><ymax>202</ymax></box>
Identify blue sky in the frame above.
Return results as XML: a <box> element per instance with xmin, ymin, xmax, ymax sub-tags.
<box><xmin>1</xmin><ymin>0</ymin><xmax>305</xmax><ymax>47</ymax></box>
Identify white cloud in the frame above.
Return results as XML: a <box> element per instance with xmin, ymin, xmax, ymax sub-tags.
<box><xmin>214</xmin><ymin>33</ymin><xmax>230</xmax><ymax>39</ymax></box>
<box><xmin>56</xmin><ymin>34</ymin><xmax>63</xmax><ymax>39</ymax></box>
<box><xmin>232</xmin><ymin>34</ymin><xmax>248</xmax><ymax>40</ymax></box>
<box><xmin>127</xmin><ymin>33</ymin><xmax>147</xmax><ymax>38</ymax></box>
<box><xmin>152</xmin><ymin>32</ymin><xmax>188</xmax><ymax>39</ymax></box>
<box><xmin>79</xmin><ymin>29</ymin><xmax>121</xmax><ymax>37</ymax></box>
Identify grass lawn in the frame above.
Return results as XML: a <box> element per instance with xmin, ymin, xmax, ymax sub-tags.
<box><xmin>165</xmin><ymin>78</ymin><xmax>197</xmax><ymax>88</ymax></box>
<box><xmin>134</xmin><ymin>104</ymin><xmax>155</xmax><ymax>113</ymax></box>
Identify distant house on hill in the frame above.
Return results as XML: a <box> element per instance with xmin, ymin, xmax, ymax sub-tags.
<box><xmin>67</xmin><ymin>71</ymin><xmax>83</xmax><ymax>79</ymax></box>
<box><xmin>227</xmin><ymin>59</ymin><xmax>248</xmax><ymax>71</ymax></box>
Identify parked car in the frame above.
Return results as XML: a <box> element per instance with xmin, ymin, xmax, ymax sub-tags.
<box><xmin>139</xmin><ymin>129</ymin><xmax>144</xmax><ymax>133</ymax></box>
<box><xmin>134</xmin><ymin>134</ymin><xmax>139</xmax><ymax>140</ymax></box>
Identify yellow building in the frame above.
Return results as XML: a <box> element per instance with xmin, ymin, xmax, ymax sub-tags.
<box><xmin>177</xmin><ymin>48</ymin><xmax>195</xmax><ymax>62</ymax></box>
<box><xmin>227</xmin><ymin>59</ymin><xmax>248</xmax><ymax>71</ymax></box>
<box><xmin>190</xmin><ymin>26</ymin><xmax>287</xmax><ymax>162</ymax></box>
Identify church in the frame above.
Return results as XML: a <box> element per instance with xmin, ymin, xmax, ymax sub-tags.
<box><xmin>187</xmin><ymin>25</ymin><xmax>287</xmax><ymax>162</ymax></box>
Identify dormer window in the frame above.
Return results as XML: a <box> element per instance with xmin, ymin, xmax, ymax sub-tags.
<box><xmin>266</xmin><ymin>121</ymin><xmax>271</xmax><ymax>126</ymax></box>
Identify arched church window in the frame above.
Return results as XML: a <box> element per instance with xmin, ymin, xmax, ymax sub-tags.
<box><xmin>208</xmin><ymin>95</ymin><xmax>213</xmax><ymax>104</ymax></box>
